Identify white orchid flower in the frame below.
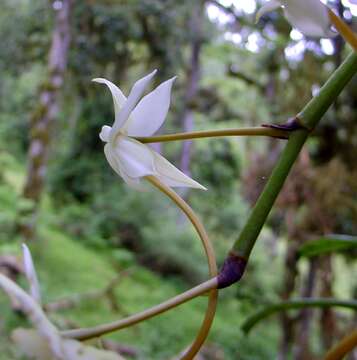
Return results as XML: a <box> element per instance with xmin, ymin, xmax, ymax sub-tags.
<box><xmin>0</xmin><ymin>245</ymin><xmax>124</xmax><ymax>360</ymax></box>
<box><xmin>256</xmin><ymin>0</ymin><xmax>335</xmax><ymax>38</ymax></box>
<box><xmin>93</xmin><ymin>70</ymin><xmax>206</xmax><ymax>191</ymax></box>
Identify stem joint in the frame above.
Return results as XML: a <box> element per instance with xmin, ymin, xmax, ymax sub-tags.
<box><xmin>217</xmin><ymin>251</ymin><xmax>247</xmax><ymax>289</ymax></box>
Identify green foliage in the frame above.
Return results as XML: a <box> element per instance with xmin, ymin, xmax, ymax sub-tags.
<box><xmin>241</xmin><ymin>298</ymin><xmax>357</xmax><ymax>334</ymax></box>
<box><xmin>298</xmin><ymin>235</ymin><xmax>357</xmax><ymax>258</ymax></box>
<box><xmin>0</xmin><ymin>224</ymin><xmax>278</xmax><ymax>359</ymax></box>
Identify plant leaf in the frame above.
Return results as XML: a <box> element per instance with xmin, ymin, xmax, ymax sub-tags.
<box><xmin>241</xmin><ymin>298</ymin><xmax>357</xmax><ymax>334</ymax></box>
<box><xmin>298</xmin><ymin>235</ymin><xmax>357</xmax><ymax>258</ymax></box>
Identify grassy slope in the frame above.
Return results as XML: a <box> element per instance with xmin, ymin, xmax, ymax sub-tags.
<box><xmin>0</xmin><ymin>152</ymin><xmax>277</xmax><ymax>359</ymax></box>
<box><xmin>0</xmin><ymin>229</ymin><xmax>277</xmax><ymax>359</ymax></box>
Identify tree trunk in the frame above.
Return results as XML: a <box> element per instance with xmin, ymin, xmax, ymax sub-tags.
<box><xmin>179</xmin><ymin>1</ymin><xmax>204</xmax><ymax>199</ymax></box>
<box><xmin>278</xmin><ymin>240</ymin><xmax>299</xmax><ymax>360</ymax></box>
<box><xmin>319</xmin><ymin>256</ymin><xmax>337</xmax><ymax>350</ymax></box>
<box><xmin>294</xmin><ymin>258</ymin><xmax>318</xmax><ymax>360</ymax></box>
<box><xmin>19</xmin><ymin>0</ymin><xmax>72</xmax><ymax>241</ymax></box>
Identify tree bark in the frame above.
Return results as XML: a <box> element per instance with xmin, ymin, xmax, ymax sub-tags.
<box><xmin>19</xmin><ymin>0</ymin><xmax>73</xmax><ymax>240</ymax></box>
<box><xmin>319</xmin><ymin>256</ymin><xmax>337</xmax><ymax>350</ymax></box>
<box><xmin>294</xmin><ymin>258</ymin><xmax>318</xmax><ymax>360</ymax></box>
<box><xmin>278</xmin><ymin>240</ymin><xmax>299</xmax><ymax>360</ymax></box>
<box><xmin>179</xmin><ymin>1</ymin><xmax>204</xmax><ymax>198</ymax></box>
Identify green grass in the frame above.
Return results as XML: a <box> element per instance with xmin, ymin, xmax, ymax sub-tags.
<box><xmin>0</xmin><ymin>228</ymin><xmax>279</xmax><ymax>359</ymax></box>
<box><xmin>0</xmin><ymin>150</ymin><xmax>279</xmax><ymax>359</ymax></box>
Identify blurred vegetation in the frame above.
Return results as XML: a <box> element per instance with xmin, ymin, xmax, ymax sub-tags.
<box><xmin>0</xmin><ymin>0</ymin><xmax>356</xmax><ymax>359</ymax></box>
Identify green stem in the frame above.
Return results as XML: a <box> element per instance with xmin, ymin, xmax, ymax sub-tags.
<box><xmin>241</xmin><ymin>298</ymin><xmax>357</xmax><ymax>334</ymax></box>
<box><xmin>231</xmin><ymin>52</ymin><xmax>357</xmax><ymax>260</ymax></box>
<box><xmin>61</xmin><ymin>278</ymin><xmax>218</xmax><ymax>341</ymax></box>
<box><xmin>135</xmin><ymin>127</ymin><xmax>288</xmax><ymax>143</ymax></box>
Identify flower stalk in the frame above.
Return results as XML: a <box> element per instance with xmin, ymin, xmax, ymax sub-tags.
<box><xmin>146</xmin><ymin>176</ymin><xmax>218</xmax><ymax>360</ymax></box>
<box><xmin>324</xmin><ymin>329</ymin><xmax>357</xmax><ymax>360</ymax></box>
<box><xmin>61</xmin><ymin>278</ymin><xmax>218</xmax><ymax>341</ymax></box>
<box><xmin>135</xmin><ymin>126</ymin><xmax>289</xmax><ymax>144</ymax></box>
<box><xmin>328</xmin><ymin>9</ymin><xmax>357</xmax><ymax>52</ymax></box>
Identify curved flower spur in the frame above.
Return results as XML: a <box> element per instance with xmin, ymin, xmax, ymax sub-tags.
<box><xmin>256</xmin><ymin>0</ymin><xmax>335</xmax><ymax>38</ymax></box>
<box><xmin>93</xmin><ymin>70</ymin><xmax>206</xmax><ymax>191</ymax></box>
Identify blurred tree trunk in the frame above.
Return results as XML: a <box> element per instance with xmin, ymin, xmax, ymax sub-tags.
<box><xmin>19</xmin><ymin>0</ymin><xmax>73</xmax><ymax>241</ymax></box>
<box><xmin>276</xmin><ymin>151</ymin><xmax>313</xmax><ymax>360</ymax></box>
<box><xmin>179</xmin><ymin>1</ymin><xmax>204</xmax><ymax>198</ymax></box>
<box><xmin>312</xmin><ymin>7</ymin><xmax>345</xmax><ymax>342</ymax></box>
<box><xmin>278</xmin><ymin>239</ymin><xmax>299</xmax><ymax>360</ymax></box>
<box><xmin>319</xmin><ymin>256</ymin><xmax>337</xmax><ymax>349</ymax></box>
<box><xmin>294</xmin><ymin>258</ymin><xmax>318</xmax><ymax>360</ymax></box>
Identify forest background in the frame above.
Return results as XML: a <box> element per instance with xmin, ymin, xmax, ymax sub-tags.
<box><xmin>0</xmin><ymin>0</ymin><xmax>356</xmax><ymax>359</ymax></box>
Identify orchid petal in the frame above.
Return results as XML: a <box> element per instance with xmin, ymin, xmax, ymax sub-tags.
<box><xmin>125</xmin><ymin>77</ymin><xmax>176</xmax><ymax>137</ymax></box>
<box><xmin>118</xmin><ymin>172</ymin><xmax>147</xmax><ymax>191</ymax></box>
<box><xmin>283</xmin><ymin>0</ymin><xmax>334</xmax><ymax>37</ymax></box>
<box><xmin>22</xmin><ymin>244</ymin><xmax>41</xmax><ymax>305</ymax></box>
<box><xmin>152</xmin><ymin>151</ymin><xmax>207</xmax><ymax>190</ymax></box>
<box><xmin>256</xmin><ymin>0</ymin><xmax>281</xmax><ymax>22</ymax></box>
<box><xmin>114</xmin><ymin>137</ymin><xmax>156</xmax><ymax>178</ymax></box>
<box><xmin>111</xmin><ymin>70</ymin><xmax>157</xmax><ymax>139</ymax></box>
<box><xmin>0</xmin><ymin>274</ymin><xmax>63</xmax><ymax>358</ymax></box>
<box><xmin>99</xmin><ymin>125</ymin><xmax>112</xmax><ymax>142</ymax></box>
<box><xmin>104</xmin><ymin>143</ymin><xmax>122</xmax><ymax>177</ymax></box>
<box><xmin>104</xmin><ymin>144</ymin><xmax>145</xmax><ymax>190</ymax></box>
<box><xmin>92</xmin><ymin>78</ymin><xmax>127</xmax><ymax>126</ymax></box>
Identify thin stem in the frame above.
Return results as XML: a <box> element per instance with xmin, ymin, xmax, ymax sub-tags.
<box><xmin>146</xmin><ymin>176</ymin><xmax>218</xmax><ymax>360</ymax></box>
<box><xmin>231</xmin><ymin>52</ymin><xmax>357</xmax><ymax>260</ymax></box>
<box><xmin>134</xmin><ymin>127</ymin><xmax>288</xmax><ymax>144</ymax></box>
<box><xmin>146</xmin><ymin>176</ymin><xmax>217</xmax><ymax>279</ymax></box>
<box><xmin>324</xmin><ymin>329</ymin><xmax>357</xmax><ymax>360</ymax></box>
<box><xmin>61</xmin><ymin>278</ymin><xmax>217</xmax><ymax>340</ymax></box>
<box><xmin>328</xmin><ymin>9</ymin><xmax>357</xmax><ymax>52</ymax></box>
<box><xmin>241</xmin><ymin>299</ymin><xmax>357</xmax><ymax>334</ymax></box>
